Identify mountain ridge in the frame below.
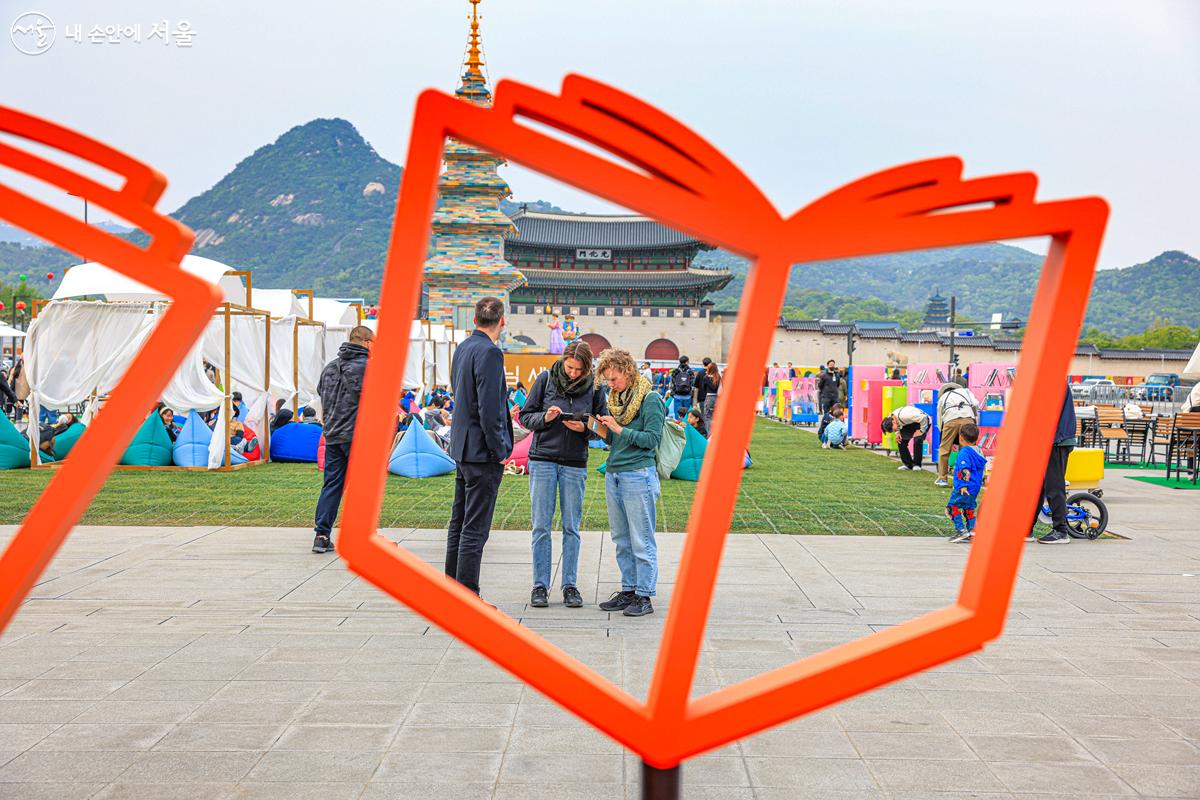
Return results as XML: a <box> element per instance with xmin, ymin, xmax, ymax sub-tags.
<box><xmin>0</xmin><ymin>117</ymin><xmax>1195</xmax><ymax>337</ymax></box>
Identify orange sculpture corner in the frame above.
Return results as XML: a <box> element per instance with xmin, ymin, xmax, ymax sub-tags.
<box><xmin>0</xmin><ymin>106</ymin><xmax>222</xmax><ymax>629</ymax></box>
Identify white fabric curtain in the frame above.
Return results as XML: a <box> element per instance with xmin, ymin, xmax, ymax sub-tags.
<box><xmin>269</xmin><ymin>317</ymin><xmax>299</xmax><ymax>409</ymax></box>
<box><xmin>201</xmin><ymin>312</ymin><xmax>270</xmax><ymax>468</ymax></box>
<box><xmin>296</xmin><ymin>322</ymin><xmax>326</xmax><ymax>411</ymax></box>
<box><xmin>266</xmin><ymin>316</ymin><xmax>328</xmax><ymax>413</ymax></box>
<box><xmin>156</xmin><ymin>304</ymin><xmax>225</xmax><ymax>416</ymax></box>
<box><xmin>23</xmin><ymin>301</ymin><xmax>154</xmax><ymax>464</ymax></box>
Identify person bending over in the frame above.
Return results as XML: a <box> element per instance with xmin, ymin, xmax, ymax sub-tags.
<box><xmin>882</xmin><ymin>405</ymin><xmax>931</xmax><ymax>470</ymax></box>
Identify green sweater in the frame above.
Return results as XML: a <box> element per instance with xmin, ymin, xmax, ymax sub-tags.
<box><xmin>605</xmin><ymin>391</ymin><xmax>666</xmax><ymax>473</ymax></box>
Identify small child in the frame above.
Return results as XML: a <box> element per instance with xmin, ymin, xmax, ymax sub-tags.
<box><xmin>820</xmin><ymin>404</ymin><xmax>848</xmax><ymax>449</ymax></box>
<box><xmin>947</xmin><ymin>422</ymin><xmax>987</xmax><ymax>543</ymax></box>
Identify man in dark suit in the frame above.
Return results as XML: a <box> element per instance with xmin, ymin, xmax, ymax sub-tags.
<box><xmin>446</xmin><ymin>297</ymin><xmax>514</xmax><ymax>597</ymax></box>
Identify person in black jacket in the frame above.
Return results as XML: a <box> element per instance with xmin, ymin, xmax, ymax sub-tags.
<box><xmin>816</xmin><ymin>359</ymin><xmax>842</xmax><ymax>416</ymax></box>
<box><xmin>519</xmin><ymin>340</ymin><xmax>607</xmax><ymax>609</ymax></box>
<box><xmin>446</xmin><ymin>297</ymin><xmax>514</xmax><ymax>598</ymax></box>
<box><xmin>311</xmin><ymin>325</ymin><xmax>374</xmax><ymax>554</ymax></box>
<box><xmin>670</xmin><ymin>355</ymin><xmax>696</xmax><ymax>418</ymax></box>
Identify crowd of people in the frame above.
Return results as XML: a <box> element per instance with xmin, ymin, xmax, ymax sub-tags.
<box><xmin>309</xmin><ymin>301</ymin><xmax>673</xmax><ymax>617</ymax></box>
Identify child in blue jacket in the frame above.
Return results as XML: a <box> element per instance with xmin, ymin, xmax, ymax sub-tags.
<box><xmin>947</xmin><ymin>422</ymin><xmax>987</xmax><ymax>543</ymax></box>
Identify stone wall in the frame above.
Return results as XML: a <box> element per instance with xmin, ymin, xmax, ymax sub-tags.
<box><xmin>504</xmin><ymin>307</ymin><xmax>1190</xmax><ymax>379</ymax></box>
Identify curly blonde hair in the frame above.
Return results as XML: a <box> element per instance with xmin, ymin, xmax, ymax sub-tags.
<box><xmin>595</xmin><ymin>347</ymin><xmax>638</xmax><ymax>385</ymax></box>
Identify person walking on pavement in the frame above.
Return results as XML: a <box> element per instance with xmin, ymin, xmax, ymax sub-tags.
<box><xmin>311</xmin><ymin>325</ymin><xmax>375</xmax><ymax>553</ymax></box>
<box><xmin>1028</xmin><ymin>385</ymin><xmax>1078</xmax><ymax>544</ymax></box>
<box><xmin>934</xmin><ymin>381</ymin><xmax>980</xmax><ymax>487</ymax></box>
<box><xmin>445</xmin><ymin>297</ymin><xmax>514</xmax><ymax>598</ymax></box>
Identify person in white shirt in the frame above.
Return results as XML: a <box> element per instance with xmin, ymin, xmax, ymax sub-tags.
<box><xmin>935</xmin><ymin>382</ymin><xmax>980</xmax><ymax>487</ymax></box>
<box><xmin>882</xmin><ymin>405</ymin><xmax>931</xmax><ymax>470</ymax></box>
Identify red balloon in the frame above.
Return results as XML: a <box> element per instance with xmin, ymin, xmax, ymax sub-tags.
<box><xmin>46</xmin><ymin>272</ymin><xmax>54</xmax><ymax>280</ymax></box>
<box><xmin>15</xmin><ymin>301</ymin><xmax>27</xmax><ymax>311</ymax></box>
<box><xmin>0</xmin><ymin>302</ymin><xmax>5</xmax><ymax>311</ymax></box>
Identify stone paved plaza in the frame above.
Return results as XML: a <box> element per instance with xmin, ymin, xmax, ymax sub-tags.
<box><xmin>1</xmin><ymin>468</ymin><xmax>1198</xmax><ymax>799</ymax></box>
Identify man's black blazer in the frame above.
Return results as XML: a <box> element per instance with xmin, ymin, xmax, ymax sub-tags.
<box><xmin>449</xmin><ymin>329</ymin><xmax>514</xmax><ymax>463</ymax></box>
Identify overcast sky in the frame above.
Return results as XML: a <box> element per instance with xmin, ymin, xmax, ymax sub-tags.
<box><xmin>2</xmin><ymin>0</ymin><xmax>1197</xmax><ymax>269</ymax></box>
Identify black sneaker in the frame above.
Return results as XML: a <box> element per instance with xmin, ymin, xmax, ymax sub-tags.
<box><xmin>1038</xmin><ymin>529</ymin><xmax>1070</xmax><ymax>545</ymax></box>
<box><xmin>312</xmin><ymin>535</ymin><xmax>333</xmax><ymax>554</ymax></box>
<box><xmin>598</xmin><ymin>590</ymin><xmax>636</xmax><ymax>611</ymax></box>
<box><xmin>563</xmin><ymin>586</ymin><xmax>583</xmax><ymax>608</ymax></box>
<box><xmin>530</xmin><ymin>586</ymin><xmax>549</xmax><ymax>608</ymax></box>
<box><xmin>623</xmin><ymin>595</ymin><xmax>654</xmax><ymax>617</ymax></box>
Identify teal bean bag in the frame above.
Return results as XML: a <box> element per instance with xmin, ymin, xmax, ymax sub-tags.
<box><xmin>388</xmin><ymin>425</ymin><xmax>455</xmax><ymax>478</ymax></box>
<box><xmin>50</xmin><ymin>422</ymin><xmax>86</xmax><ymax>461</ymax></box>
<box><xmin>120</xmin><ymin>412</ymin><xmax>174</xmax><ymax>467</ymax></box>
<box><xmin>0</xmin><ymin>414</ymin><xmax>31</xmax><ymax>469</ymax></box>
<box><xmin>671</xmin><ymin>424</ymin><xmax>708</xmax><ymax>482</ymax></box>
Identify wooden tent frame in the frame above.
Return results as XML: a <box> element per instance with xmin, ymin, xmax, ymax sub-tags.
<box><xmin>28</xmin><ymin>297</ymin><xmax>273</xmax><ymax>472</ymax></box>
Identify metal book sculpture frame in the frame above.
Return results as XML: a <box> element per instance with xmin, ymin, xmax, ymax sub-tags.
<box><xmin>0</xmin><ymin>76</ymin><xmax>1108</xmax><ymax>799</ymax></box>
<box><xmin>0</xmin><ymin>107</ymin><xmax>222</xmax><ymax>630</ymax></box>
<box><xmin>336</xmin><ymin>75</ymin><xmax>1108</xmax><ymax>796</ymax></box>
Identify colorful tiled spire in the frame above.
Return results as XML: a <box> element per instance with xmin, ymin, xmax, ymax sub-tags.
<box><xmin>422</xmin><ymin>0</ymin><xmax>525</xmax><ymax>325</ymax></box>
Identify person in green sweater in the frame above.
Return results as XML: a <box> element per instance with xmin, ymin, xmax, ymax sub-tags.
<box><xmin>594</xmin><ymin>347</ymin><xmax>666</xmax><ymax>618</ymax></box>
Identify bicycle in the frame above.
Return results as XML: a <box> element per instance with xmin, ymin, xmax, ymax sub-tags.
<box><xmin>1038</xmin><ymin>491</ymin><xmax>1109</xmax><ymax>539</ymax></box>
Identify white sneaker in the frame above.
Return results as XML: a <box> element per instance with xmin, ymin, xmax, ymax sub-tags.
<box><xmin>934</xmin><ymin>478</ymin><xmax>949</xmax><ymax>487</ymax></box>
<box><xmin>822</xmin><ymin>442</ymin><xmax>830</xmax><ymax>449</ymax></box>
<box><xmin>898</xmin><ymin>465</ymin><xmax>912</xmax><ymax>470</ymax></box>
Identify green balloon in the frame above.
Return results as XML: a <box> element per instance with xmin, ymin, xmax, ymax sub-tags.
<box><xmin>18</xmin><ymin>274</ymin><xmax>26</xmax><ymax>281</ymax></box>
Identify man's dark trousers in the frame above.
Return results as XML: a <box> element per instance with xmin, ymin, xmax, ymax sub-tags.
<box><xmin>897</xmin><ymin>423</ymin><xmax>926</xmax><ymax>469</ymax></box>
<box><xmin>446</xmin><ymin>461</ymin><xmax>505</xmax><ymax>595</ymax></box>
<box><xmin>1032</xmin><ymin>444</ymin><xmax>1073</xmax><ymax>534</ymax></box>
<box><xmin>315</xmin><ymin>442</ymin><xmax>351</xmax><ymax>537</ymax></box>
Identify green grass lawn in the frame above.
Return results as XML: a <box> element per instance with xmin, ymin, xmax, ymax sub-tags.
<box><xmin>0</xmin><ymin>418</ymin><xmax>955</xmax><ymax>535</ymax></box>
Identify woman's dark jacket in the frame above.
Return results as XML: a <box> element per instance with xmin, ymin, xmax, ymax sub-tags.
<box><xmin>518</xmin><ymin>370</ymin><xmax>608</xmax><ymax>469</ymax></box>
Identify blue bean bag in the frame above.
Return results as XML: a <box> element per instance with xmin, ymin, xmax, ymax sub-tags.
<box><xmin>671</xmin><ymin>424</ymin><xmax>708</xmax><ymax>482</ymax></box>
<box><xmin>173</xmin><ymin>410</ymin><xmax>211</xmax><ymax>467</ymax></box>
<box><xmin>0</xmin><ymin>414</ymin><xmax>30</xmax><ymax>469</ymax></box>
<box><xmin>269</xmin><ymin>422</ymin><xmax>322</xmax><ymax>463</ymax></box>
<box><xmin>388</xmin><ymin>425</ymin><xmax>455</xmax><ymax>478</ymax></box>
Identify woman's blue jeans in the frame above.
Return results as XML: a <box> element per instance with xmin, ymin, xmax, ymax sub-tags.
<box><xmin>605</xmin><ymin>465</ymin><xmax>661</xmax><ymax>596</ymax></box>
<box><xmin>529</xmin><ymin>459</ymin><xmax>586</xmax><ymax>589</ymax></box>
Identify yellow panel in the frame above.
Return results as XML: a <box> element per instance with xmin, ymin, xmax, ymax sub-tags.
<box><xmin>1065</xmin><ymin>447</ymin><xmax>1105</xmax><ymax>485</ymax></box>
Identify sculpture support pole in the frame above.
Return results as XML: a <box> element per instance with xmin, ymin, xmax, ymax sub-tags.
<box><xmin>641</xmin><ymin>762</ymin><xmax>679</xmax><ymax>800</ymax></box>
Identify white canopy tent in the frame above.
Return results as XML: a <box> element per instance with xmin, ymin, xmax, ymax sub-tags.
<box><xmin>24</xmin><ymin>294</ymin><xmax>271</xmax><ymax>470</ymax></box>
<box><xmin>1185</xmin><ymin>341</ymin><xmax>1200</xmax><ymax>379</ymax></box>
<box><xmin>22</xmin><ymin>301</ymin><xmax>225</xmax><ymax>465</ymax></box>
<box><xmin>254</xmin><ymin>289</ymin><xmax>308</xmax><ymax>320</ymax></box>
<box><xmin>0</xmin><ymin>324</ymin><xmax>26</xmax><ymax>338</ymax></box>
<box><xmin>53</xmin><ymin>255</ymin><xmax>248</xmax><ymax>305</ymax></box>
<box><xmin>311</xmin><ymin>298</ymin><xmax>360</xmax><ymax>327</ymax></box>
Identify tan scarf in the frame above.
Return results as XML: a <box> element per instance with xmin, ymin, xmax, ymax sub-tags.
<box><xmin>608</xmin><ymin>374</ymin><xmax>653</xmax><ymax>426</ymax></box>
